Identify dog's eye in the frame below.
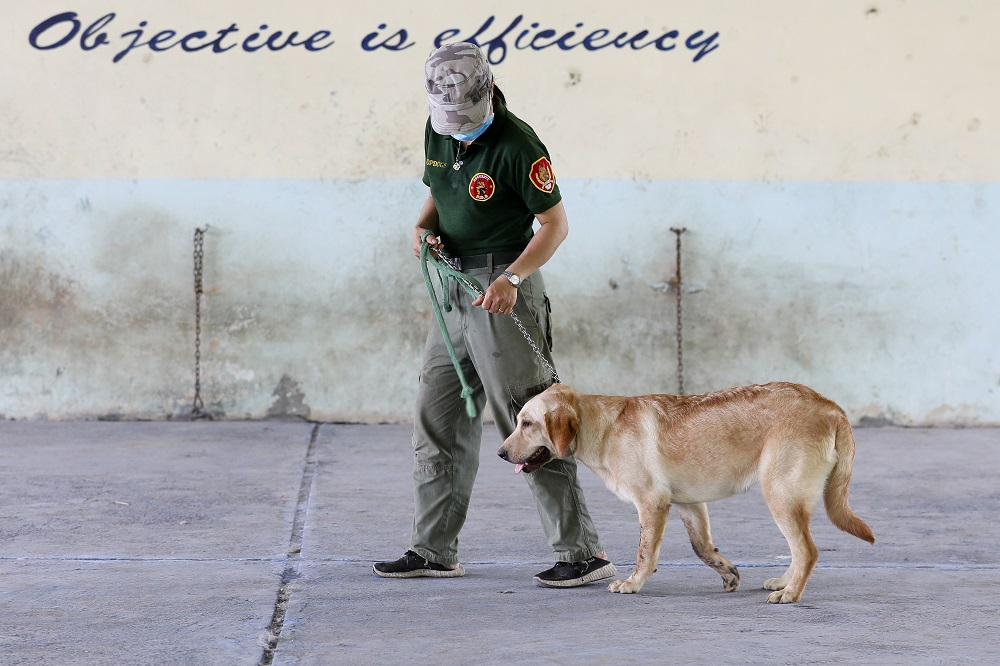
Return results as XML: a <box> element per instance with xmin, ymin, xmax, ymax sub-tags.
<box><xmin>521</xmin><ymin>420</ymin><xmax>533</xmax><ymax>429</ymax></box>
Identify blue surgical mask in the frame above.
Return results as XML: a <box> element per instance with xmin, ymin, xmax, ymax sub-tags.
<box><xmin>451</xmin><ymin>113</ymin><xmax>494</xmax><ymax>142</ymax></box>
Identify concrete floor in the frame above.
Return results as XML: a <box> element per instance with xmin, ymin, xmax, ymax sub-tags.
<box><xmin>1</xmin><ymin>421</ymin><xmax>998</xmax><ymax>664</ymax></box>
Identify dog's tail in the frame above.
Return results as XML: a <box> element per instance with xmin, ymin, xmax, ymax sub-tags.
<box><xmin>824</xmin><ymin>417</ymin><xmax>875</xmax><ymax>544</ymax></box>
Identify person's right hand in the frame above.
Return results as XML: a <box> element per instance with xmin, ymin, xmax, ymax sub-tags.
<box><xmin>413</xmin><ymin>227</ymin><xmax>443</xmax><ymax>258</ymax></box>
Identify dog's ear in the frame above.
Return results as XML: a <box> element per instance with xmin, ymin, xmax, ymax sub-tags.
<box><xmin>545</xmin><ymin>405</ymin><xmax>579</xmax><ymax>458</ymax></box>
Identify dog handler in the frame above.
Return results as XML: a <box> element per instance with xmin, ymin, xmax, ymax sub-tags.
<box><xmin>374</xmin><ymin>42</ymin><xmax>616</xmax><ymax>587</ymax></box>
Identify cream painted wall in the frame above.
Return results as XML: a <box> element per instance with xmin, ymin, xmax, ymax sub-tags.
<box><xmin>4</xmin><ymin>1</ymin><xmax>997</xmax><ymax>181</ymax></box>
<box><xmin>2</xmin><ymin>1</ymin><xmax>998</xmax><ymax>423</ymax></box>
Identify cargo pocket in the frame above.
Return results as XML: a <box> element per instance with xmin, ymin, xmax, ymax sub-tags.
<box><xmin>506</xmin><ymin>376</ymin><xmax>553</xmax><ymax>423</ymax></box>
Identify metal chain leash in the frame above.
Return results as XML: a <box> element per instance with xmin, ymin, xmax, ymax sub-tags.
<box><xmin>431</xmin><ymin>248</ymin><xmax>560</xmax><ymax>385</ymax></box>
<box><xmin>191</xmin><ymin>227</ymin><xmax>208</xmax><ymax>419</ymax></box>
<box><xmin>670</xmin><ymin>227</ymin><xmax>687</xmax><ymax>395</ymax></box>
<box><xmin>509</xmin><ymin>301</ymin><xmax>560</xmax><ymax>384</ymax></box>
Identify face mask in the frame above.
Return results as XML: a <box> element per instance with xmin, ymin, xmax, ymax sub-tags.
<box><xmin>451</xmin><ymin>113</ymin><xmax>494</xmax><ymax>142</ymax></box>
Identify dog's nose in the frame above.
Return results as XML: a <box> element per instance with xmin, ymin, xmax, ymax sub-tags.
<box><xmin>497</xmin><ymin>449</ymin><xmax>509</xmax><ymax>461</ymax></box>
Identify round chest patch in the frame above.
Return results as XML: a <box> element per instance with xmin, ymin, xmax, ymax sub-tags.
<box><xmin>469</xmin><ymin>172</ymin><xmax>495</xmax><ymax>201</ymax></box>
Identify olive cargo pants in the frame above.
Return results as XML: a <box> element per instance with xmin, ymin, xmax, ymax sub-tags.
<box><xmin>410</xmin><ymin>263</ymin><xmax>603</xmax><ymax>566</ymax></box>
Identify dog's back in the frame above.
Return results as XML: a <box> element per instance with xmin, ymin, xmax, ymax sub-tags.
<box><xmin>577</xmin><ymin>382</ymin><xmax>852</xmax><ymax>506</ymax></box>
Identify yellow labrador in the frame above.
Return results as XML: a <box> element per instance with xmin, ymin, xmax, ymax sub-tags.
<box><xmin>498</xmin><ymin>382</ymin><xmax>875</xmax><ymax>603</ymax></box>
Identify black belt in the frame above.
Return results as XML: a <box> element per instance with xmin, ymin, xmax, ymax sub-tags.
<box><xmin>451</xmin><ymin>250</ymin><xmax>523</xmax><ymax>271</ymax></box>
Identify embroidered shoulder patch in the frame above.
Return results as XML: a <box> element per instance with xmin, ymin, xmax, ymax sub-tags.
<box><xmin>529</xmin><ymin>156</ymin><xmax>556</xmax><ymax>193</ymax></box>
<box><xmin>469</xmin><ymin>172</ymin><xmax>495</xmax><ymax>201</ymax></box>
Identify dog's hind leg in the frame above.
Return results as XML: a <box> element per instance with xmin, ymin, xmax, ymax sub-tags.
<box><xmin>676</xmin><ymin>503</ymin><xmax>740</xmax><ymax>592</ymax></box>
<box><xmin>761</xmin><ymin>466</ymin><xmax>825</xmax><ymax>603</ymax></box>
<box><xmin>608</xmin><ymin>498</ymin><xmax>670</xmax><ymax>594</ymax></box>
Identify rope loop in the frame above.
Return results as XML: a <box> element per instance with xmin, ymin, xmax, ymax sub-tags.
<box><xmin>420</xmin><ymin>233</ymin><xmax>483</xmax><ymax>419</ymax></box>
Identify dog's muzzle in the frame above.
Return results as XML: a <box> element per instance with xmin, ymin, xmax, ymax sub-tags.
<box><xmin>499</xmin><ymin>446</ymin><xmax>551</xmax><ymax>475</ymax></box>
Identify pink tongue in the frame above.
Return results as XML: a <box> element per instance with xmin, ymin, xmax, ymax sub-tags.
<box><xmin>515</xmin><ymin>464</ymin><xmax>524</xmax><ymax>475</ymax></box>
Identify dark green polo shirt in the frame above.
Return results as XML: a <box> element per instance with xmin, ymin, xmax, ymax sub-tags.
<box><xmin>422</xmin><ymin>95</ymin><xmax>562</xmax><ymax>257</ymax></box>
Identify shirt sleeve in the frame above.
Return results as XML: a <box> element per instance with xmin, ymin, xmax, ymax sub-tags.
<box><xmin>509</xmin><ymin>139</ymin><xmax>562</xmax><ymax>215</ymax></box>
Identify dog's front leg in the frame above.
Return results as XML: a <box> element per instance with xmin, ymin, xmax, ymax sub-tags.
<box><xmin>608</xmin><ymin>500</ymin><xmax>670</xmax><ymax>594</ymax></box>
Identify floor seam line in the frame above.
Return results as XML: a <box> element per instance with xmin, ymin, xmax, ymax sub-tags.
<box><xmin>258</xmin><ymin>422</ymin><xmax>321</xmax><ymax>666</ymax></box>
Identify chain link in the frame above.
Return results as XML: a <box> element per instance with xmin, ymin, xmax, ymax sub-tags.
<box><xmin>192</xmin><ymin>227</ymin><xmax>208</xmax><ymax>419</ymax></box>
<box><xmin>670</xmin><ymin>227</ymin><xmax>687</xmax><ymax>395</ymax></box>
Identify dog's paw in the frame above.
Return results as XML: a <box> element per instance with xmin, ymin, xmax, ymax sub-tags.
<box><xmin>766</xmin><ymin>588</ymin><xmax>802</xmax><ymax>604</ymax></box>
<box><xmin>722</xmin><ymin>567</ymin><xmax>740</xmax><ymax>593</ymax></box>
<box><xmin>608</xmin><ymin>578</ymin><xmax>642</xmax><ymax>594</ymax></box>
<box><xmin>763</xmin><ymin>576</ymin><xmax>787</xmax><ymax>591</ymax></box>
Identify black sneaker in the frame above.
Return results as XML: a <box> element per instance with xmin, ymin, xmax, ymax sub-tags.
<box><xmin>373</xmin><ymin>550</ymin><xmax>465</xmax><ymax>579</ymax></box>
<box><xmin>533</xmin><ymin>556</ymin><xmax>617</xmax><ymax>588</ymax></box>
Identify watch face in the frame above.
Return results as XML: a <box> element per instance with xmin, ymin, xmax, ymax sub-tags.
<box><xmin>506</xmin><ymin>272</ymin><xmax>520</xmax><ymax>285</ymax></box>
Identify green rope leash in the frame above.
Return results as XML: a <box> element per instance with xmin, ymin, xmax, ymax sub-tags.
<box><xmin>419</xmin><ymin>230</ymin><xmax>486</xmax><ymax>419</ymax></box>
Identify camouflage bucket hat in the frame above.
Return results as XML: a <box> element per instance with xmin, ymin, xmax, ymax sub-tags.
<box><xmin>424</xmin><ymin>42</ymin><xmax>493</xmax><ymax>135</ymax></box>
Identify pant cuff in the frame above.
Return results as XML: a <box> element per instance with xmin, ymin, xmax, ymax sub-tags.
<box><xmin>410</xmin><ymin>546</ymin><xmax>459</xmax><ymax>566</ymax></box>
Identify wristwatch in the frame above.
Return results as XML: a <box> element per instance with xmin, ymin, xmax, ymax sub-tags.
<box><xmin>502</xmin><ymin>270</ymin><xmax>521</xmax><ymax>287</ymax></box>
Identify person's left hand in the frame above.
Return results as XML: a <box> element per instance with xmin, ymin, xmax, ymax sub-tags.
<box><xmin>473</xmin><ymin>275</ymin><xmax>518</xmax><ymax>315</ymax></box>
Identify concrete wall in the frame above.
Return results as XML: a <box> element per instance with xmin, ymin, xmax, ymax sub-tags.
<box><xmin>2</xmin><ymin>1</ymin><xmax>998</xmax><ymax>424</ymax></box>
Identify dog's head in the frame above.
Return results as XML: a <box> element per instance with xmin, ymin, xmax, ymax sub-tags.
<box><xmin>498</xmin><ymin>384</ymin><xmax>580</xmax><ymax>474</ymax></box>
